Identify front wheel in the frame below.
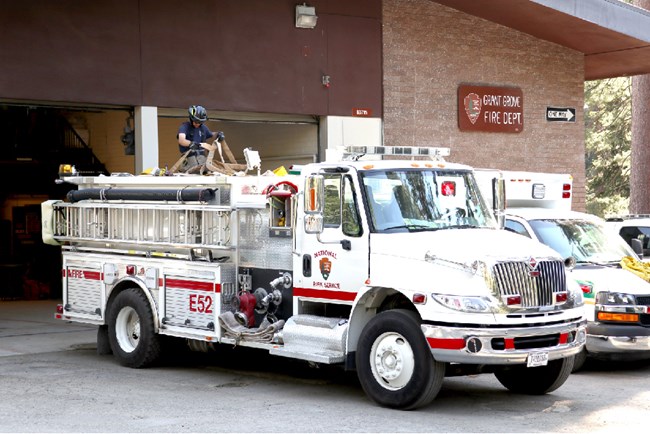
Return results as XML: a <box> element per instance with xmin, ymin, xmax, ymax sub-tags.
<box><xmin>572</xmin><ymin>348</ymin><xmax>587</xmax><ymax>372</ymax></box>
<box><xmin>107</xmin><ymin>288</ymin><xmax>161</xmax><ymax>368</ymax></box>
<box><xmin>494</xmin><ymin>356</ymin><xmax>574</xmax><ymax>395</ymax></box>
<box><xmin>356</xmin><ymin>309</ymin><xmax>445</xmax><ymax>410</ymax></box>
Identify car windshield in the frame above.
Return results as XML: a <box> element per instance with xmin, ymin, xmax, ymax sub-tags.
<box><xmin>528</xmin><ymin>218</ymin><xmax>635</xmax><ymax>263</ymax></box>
<box><xmin>360</xmin><ymin>168</ymin><xmax>497</xmax><ymax>232</ymax></box>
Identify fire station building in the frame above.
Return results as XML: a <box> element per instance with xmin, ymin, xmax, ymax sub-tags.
<box><xmin>1</xmin><ymin>0</ymin><xmax>650</xmax><ymax>298</ymax></box>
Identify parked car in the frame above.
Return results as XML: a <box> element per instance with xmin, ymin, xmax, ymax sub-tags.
<box><xmin>505</xmin><ymin>208</ymin><xmax>650</xmax><ymax>371</ymax></box>
<box><xmin>606</xmin><ymin>215</ymin><xmax>650</xmax><ymax>259</ymax></box>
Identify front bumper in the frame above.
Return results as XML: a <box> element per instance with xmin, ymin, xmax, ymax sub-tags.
<box><xmin>586</xmin><ymin>322</ymin><xmax>650</xmax><ymax>360</ymax></box>
<box><xmin>421</xmin><ymin>318</ymin><xmax>586</xmax><ymax>365</ymax></box>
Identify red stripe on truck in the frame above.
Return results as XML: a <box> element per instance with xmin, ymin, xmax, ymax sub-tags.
<box><xmin>165</xmin><ymin>278</ymin><xmax>216</xmax><ymax>292</ymax></box>
<box><xmin>293</xmin><ymin>287</ymin><xmax>356</xmax><ymax>302</ymax></box>
<box><xmin>426</xmin><ymin>337</ymin><xmax>466</xmax><ymax>350</ymax></box>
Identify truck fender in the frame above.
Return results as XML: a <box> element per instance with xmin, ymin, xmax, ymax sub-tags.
<box><xmin>106</xmin><ymin>277</ymin><xmax>160</xmax><ymax>333</ymax></box>
<box><xmin>346</xmin><ymin>286</ymin><xmax>416</xmax><ymax>355</ymax></box>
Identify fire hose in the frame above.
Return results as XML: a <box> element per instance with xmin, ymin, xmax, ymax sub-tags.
<box><xmin>218</xmin><ymin>311</ymin><xmax>285</xmax><ymax>344</ymax></box>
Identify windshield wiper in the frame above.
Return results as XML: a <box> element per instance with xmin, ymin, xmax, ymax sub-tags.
<box><xmin>435</xmin><ymin>224</ymin><xmax>482</xmax><ymax>230</ymax></box>
<box><xmin>575</xmin><ymin>260</ymin><xmax>619</xmax><ymax>267</ymax></box>
<box><xmin>381</xmin><ymin>224</ymin><xmax>438</xmax><ymax>232</ymax></box>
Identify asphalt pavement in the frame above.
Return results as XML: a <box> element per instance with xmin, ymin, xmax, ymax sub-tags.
<box><xmin>2</xmin><ymin>299</ymin><xmax>650</xmax><ymax>433</ymax></box>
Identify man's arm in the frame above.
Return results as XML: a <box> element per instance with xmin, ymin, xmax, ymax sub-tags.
<box><xmin>178</xmin><ymin>126</ymin><xmax>200</xmax><ymax>150</ymax></box>
<box><xmin>178</xmin><ymin>132</ymin><xmax>193</xmax><ymax>147</ymax></box>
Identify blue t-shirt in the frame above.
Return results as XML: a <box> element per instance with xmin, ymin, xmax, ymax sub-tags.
<box><xmin>177</xmin><ymin>122</ymin><xmax>215</xmax><ymax>154</ymax></box>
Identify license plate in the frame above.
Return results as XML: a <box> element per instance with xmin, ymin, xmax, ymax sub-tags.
<box><xmin>527</xmin><ymin>351</ymin><xmax>549</xmax><ymax>367</ymax></box>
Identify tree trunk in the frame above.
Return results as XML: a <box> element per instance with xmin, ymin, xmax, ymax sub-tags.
<box><xmin>630</xmin><ymin>0</ymin><xmax>650</xmax><ymax>213</ymax></box>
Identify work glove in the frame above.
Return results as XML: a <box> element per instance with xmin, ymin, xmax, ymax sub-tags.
<box><xmin>189</xmin><ymin>142</ymin><xmax>200</xmax><ymax>150</ymax></box>
<box><xmin>216</xmin><ymin>131</ymin><xmax>225</xmax><ymax>142</ymax></box>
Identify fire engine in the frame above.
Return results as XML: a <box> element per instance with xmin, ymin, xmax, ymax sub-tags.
<box><xmin>478</xmin><ymin>169</ymin><xmax>650</xmax><ymax>371</ymax></box>
<box><xmin>42</xmin><ymin>147</ymin><xmax>586</xmax><ymax>409</ymax></box>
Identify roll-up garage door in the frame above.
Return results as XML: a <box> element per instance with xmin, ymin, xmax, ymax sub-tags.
<box><xmin>158</xmin><ymin>108</ymin><xmax>319</xmax><ymax>173</ymax></box>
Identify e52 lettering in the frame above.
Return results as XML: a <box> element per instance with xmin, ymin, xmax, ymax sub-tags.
<box><xmin>189</xmin><ymin>293</ymin><xmax>213</xmax><ymax>314</ymax></box>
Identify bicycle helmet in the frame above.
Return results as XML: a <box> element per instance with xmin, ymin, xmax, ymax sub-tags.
<box><xmin>188</xmin><ymin>105</ymin><xmax>208</xmax><ymax>123</ymax></box>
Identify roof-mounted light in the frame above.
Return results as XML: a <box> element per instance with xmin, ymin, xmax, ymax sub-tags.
<box><xmin>341</xmin><ymin>145</ymin><xmax>450</xmax><ymax>161</ymax></box>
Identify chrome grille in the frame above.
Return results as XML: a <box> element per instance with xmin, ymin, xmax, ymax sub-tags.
<box><xmin>492</xmin><ymin>260</ymin><xmax>566</xmax><ymax>307</ymax></box>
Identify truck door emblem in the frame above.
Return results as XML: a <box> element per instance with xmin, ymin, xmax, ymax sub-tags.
<box><xmin>319</xmin><ymin>257</ymin><xmax>332</xmax><ymax>280</ymax></box>
<box><xmin>463</xmin><ymin>92</ymin><xmax>481</xmax><ymax>125</ymax></box>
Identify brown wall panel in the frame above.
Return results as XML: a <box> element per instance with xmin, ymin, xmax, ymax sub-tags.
<box><xmin>1</xmin><ymin>0</ymin><xmax>382</xmax><ymax>117</ymax></box>
<box><xmin>326</xmin><ymin>14</ymin><xmax>383</xmax><ymax>117</ymax></box>
<box><xmin>0</xmin><ymin>1</ymin><xmax>142</xmax><ymax>105</ymax></box>
<box><xmin>139</xmin><ymin>0</ymin><xmax>328</xmax><ymax>114</ymax></box>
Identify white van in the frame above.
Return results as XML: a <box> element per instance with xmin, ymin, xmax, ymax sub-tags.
<box><xmin>606</xmin><ymin>215</ymin><xmax>650</xmax><ymax>259</ymax></box>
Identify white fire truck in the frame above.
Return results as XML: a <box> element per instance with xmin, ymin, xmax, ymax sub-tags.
<box><xmin>42</xmin><ymin>147</ymin><xmax>586</xmax><ymax>409</ymax></box>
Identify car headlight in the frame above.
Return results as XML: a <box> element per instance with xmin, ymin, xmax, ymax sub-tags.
<box><xmin>595</xmin><ymin>291</ymin><xmax>636</xmax><ymax>305</ymax></box>
<box><xmin>594</xmin><ymin>291</ymin><xmax>644</xmax><ymax>321</ymax></box>
<box><xmin>431</xmin><ymin>294</ymin><xmax>493</xmax><ymax>313</ymax></box>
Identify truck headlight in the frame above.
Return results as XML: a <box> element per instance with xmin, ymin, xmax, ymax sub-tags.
<box><xmin>431</xmin><ymin>294</ymin><xmax>493</xmax><ymax>313</ymax></box>
<box><xmin>566</xmin><ymin>280</ymin><xmax>584</xmax><ymax>307</ymax></box>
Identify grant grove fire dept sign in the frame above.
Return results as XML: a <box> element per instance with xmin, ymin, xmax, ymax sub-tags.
<box><xmin>458</xmin><ymin>84</ymin><xmax>523</xmax><ymax>133</ymax></box>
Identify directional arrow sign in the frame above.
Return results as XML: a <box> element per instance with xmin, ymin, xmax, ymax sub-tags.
<box><xmin>546</xmin><ymin>107</ymin><xmax>576</xmax><ymax>122</ymax></box>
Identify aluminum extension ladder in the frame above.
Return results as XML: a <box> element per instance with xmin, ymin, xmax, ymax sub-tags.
<box><xmin>50</xmin><ymin>201</ymin><xmax>233</xmax><ymax>251</ymax></box>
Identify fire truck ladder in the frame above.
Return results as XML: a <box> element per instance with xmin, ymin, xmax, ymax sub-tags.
<box><xmin>49</xmin><ymin>201</ymin><xmax>233</xmax><ymax>258</ymax></box>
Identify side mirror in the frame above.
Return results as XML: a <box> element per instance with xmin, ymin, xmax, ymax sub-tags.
<box><xmin>564</xmin><ymin>256</ymin><xmax>576</xmax><ymax>270</ymax></box>
<box><xmin>492</xmin><ymin>177</ymin><xmax>506</xmax><ymax>229</ymax></box>
<box><xmin>304</xmin><ymin>175</ymin><xmax>324</xmax><ymax>214</ymax></box>
<box><xmin>304</xmin><ymin>175</ymin><xmax>324</xmax><ymax>234</ymax></box>
<box><xmin>631</xmin><ymin>238</ymin><xmax>644</xmax><ymax>258</ymax></box>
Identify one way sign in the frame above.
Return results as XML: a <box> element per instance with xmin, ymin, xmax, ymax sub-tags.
<box><xmin>546</xmin><ymin>107</ymin><xmax>576</xmax><ymax>122</ymax></box>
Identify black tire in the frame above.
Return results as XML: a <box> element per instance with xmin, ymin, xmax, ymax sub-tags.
<box><xmin>356</xmin><ymin>309</ymin><xmax>445</xmax><ymax>410</ymax></box>
<box><xmin>494</xmin><ymin>356</ymin><xmax>574</xmax><ymax>395</ymax></box>
<box><xmin>96</xmin><ymin>325</ymin><xmax>113</xmax><ymax>355</ymax></box>
<box><xmin>107</xmin><ymin>288</ymin><xmax>161</xmax><ymax>368</ymax></box>
<box><xmin>572</xmin><ymin>349</ymin><xmax>587</xmax><ymax>373</ymax></box>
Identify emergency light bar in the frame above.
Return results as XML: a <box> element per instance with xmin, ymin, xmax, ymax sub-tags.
<box><xmin>342</xmin><ymin>145</ymin><xmax>450</xmax><ymax>159</ymax></box>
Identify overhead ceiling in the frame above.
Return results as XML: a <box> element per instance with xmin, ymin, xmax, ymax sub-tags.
<box><xmin>429</xmin><ymin>0</ymin><xmax>650</xmax><ymax>80</ymax></box>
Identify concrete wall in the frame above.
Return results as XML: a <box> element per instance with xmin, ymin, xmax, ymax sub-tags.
<box><xmin>383</xmin><ymin>0</ymin><xmax>586</xmax><ymax>210</ymax></box>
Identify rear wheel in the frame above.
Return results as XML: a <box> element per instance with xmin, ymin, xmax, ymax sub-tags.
<box><xmin>107</xmin><ymin>288</ymin><xmax>161</xmax><ymax>368</ymax></box>
<box><xmin>494</xmin><ymin>356</ymin><xmax>574</xmax><ymax>394</ymax></box>
<box><xmin>356</xmin><ymin>309</ymin><xmax>445</xmax><ymax>410</ymax></box>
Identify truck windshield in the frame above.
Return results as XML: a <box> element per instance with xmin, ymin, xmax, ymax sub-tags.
<box><xmin>360</xmin><ymin>168</ymin><xmax>497</xmax><ymax>232</ymax></box>
<box><xmin>528</xmin><ymin>219</ymin><xmax>635</xmax><ymax>263</ymax></box>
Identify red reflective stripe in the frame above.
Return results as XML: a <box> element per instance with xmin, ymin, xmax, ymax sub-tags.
<box><xmin>426</xmin><ymin>337</ymin><xmax>466</xmax><ymax>350</ymax></box>
<box><xmin>83</xmin><ymin>271</ymin><xmax>102</xmax><ymax>280</ymax></box>
<box><xmin>293</xmin><ymin>287</ymin><xmax>356</xmax><ymax>302</ymax></box>
<box><xmin>559</xmin><ymin>333</ymin><xmax>568</xmax><ymax>344</ymax></box>
<box><xmin>65</xmin><ymin>269</ymin><xmax>102</xmax><ymax>280</ymax></box>
<box><xmin>504</xmin><ymin>338</ymin><xmax>515</xmax><ymax>350</ymax></box>
<box><xmin>165</xmin><ymin>278</ymin><xmax>214</xmax><ymax>292</ymax></box>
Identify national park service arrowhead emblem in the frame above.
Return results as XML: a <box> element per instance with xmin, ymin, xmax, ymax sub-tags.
<box><xmin>463</xmin><ymin>92</ymin><xmax>481</xmax><ymax>124</ymax></box>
